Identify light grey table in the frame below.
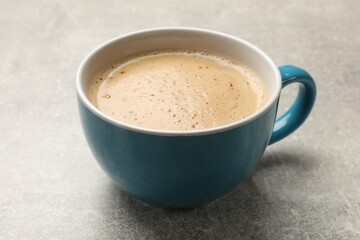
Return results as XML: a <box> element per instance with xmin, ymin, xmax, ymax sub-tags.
<box><xmin>1</xmin><ymin>0</ymin><xmax>359</xmax><ymax>239</ymax></box>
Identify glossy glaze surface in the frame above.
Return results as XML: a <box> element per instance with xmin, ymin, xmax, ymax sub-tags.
<box><xmin>79</xmin><ymin>99</ymin><xmax>277</xmax><ymax>208</ymax></box>
<box><xmin>270</xmin><ymin>65</ymin><xmax>316</xmax><ymax>144</ymax></box>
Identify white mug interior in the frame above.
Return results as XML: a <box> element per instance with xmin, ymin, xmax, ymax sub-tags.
<box><xmin>76</xmin><ymin>27</ymin><xmax>281</xmax><ymax>136</ymax></box>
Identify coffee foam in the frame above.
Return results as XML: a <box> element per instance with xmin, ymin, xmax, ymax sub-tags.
<box><xmin>88</xmin><ymin>50</ymin><xmax>267</xmax><ymax>130</ymax></box>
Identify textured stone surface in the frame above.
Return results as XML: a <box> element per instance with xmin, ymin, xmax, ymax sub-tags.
<box><xmin>1</xmin><ymin>0</ymin><xmax>359</xmax><ymax>239</ymax></box>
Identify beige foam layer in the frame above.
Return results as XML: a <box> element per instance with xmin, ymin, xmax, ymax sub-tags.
<box><xmin>88</xmin><ymin>50</ymin><xmax>267</xmax><ymax>131</ymax></box>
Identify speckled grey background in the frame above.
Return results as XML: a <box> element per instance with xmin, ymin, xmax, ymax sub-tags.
<box><xmin>1</xmin><ymin>0</ymin><xmax>359</xmax><ymax>239</ymax></box>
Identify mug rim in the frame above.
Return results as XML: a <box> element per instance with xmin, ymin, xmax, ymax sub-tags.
<box><xmin>76</xmin><ymin>27</ymin><xmax>281</xmax><ymax>136</ymax></box>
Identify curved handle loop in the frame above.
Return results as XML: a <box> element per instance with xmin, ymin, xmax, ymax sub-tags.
<box><xmin>269</xmin><ymin>65</ymin><xmax>316</xmax><ymax>145</ymax></box>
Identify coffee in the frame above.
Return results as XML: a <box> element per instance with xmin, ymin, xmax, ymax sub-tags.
<box><xmin>88</xmin><ymin>50</ymin><xmax>267</xmax><ymax>130</ymax></box>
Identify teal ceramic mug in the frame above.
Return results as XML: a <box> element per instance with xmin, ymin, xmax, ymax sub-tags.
<box><xmin>76</xmin><ymin>28</ymin><xmax>316</xmax><ymax>208</ymax></box>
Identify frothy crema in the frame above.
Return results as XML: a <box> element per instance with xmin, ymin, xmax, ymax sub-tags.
<box><xmin>88</xmin><ymin>50</ymin><xmax>267</xmax><ymax>131</ymax></box>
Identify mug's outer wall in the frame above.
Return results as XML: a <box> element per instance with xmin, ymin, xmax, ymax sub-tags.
<box><xmin>78</xmin><ymin>98</ymin><xmax>278</xmax><ymax>208</ymax></box>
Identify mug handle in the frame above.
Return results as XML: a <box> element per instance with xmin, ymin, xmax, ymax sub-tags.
<box><xmin>269</xmin><ymin>65</ymin><xmax>316</xmax><ymax>145</ymax></box>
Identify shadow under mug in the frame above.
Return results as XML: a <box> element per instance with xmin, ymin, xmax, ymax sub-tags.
<box><xmin>76</xmin><ymin>28</ymin><xmax>316</xmax><ymax>208</ymax></box>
